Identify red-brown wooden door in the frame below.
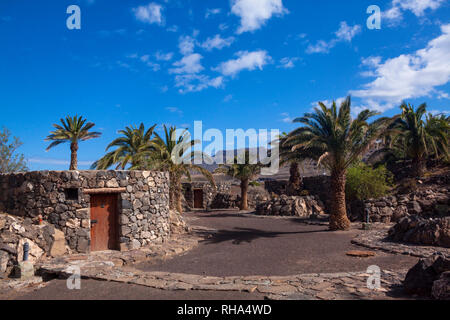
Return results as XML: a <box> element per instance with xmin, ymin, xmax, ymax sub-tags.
<box><xmin>90</xmin><ymin>194</ymin><xmax>118</xmax><ymax>251</ymax></box>
<box><xmin>194</xmin><ymin>189</ymin><xmax>203</xmax><ymax>209</ymax></box>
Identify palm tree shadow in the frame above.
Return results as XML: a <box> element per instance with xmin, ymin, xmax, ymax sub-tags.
<box><xmin>197</xmin><ymin>227</ymin><xmax>328</xmax><ymax>245</ymax></box>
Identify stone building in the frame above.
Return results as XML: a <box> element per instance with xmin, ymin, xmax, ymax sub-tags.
<box><xmin>182</xmin><ymin>181</ymin><xmax>232</xmax><ymax>210</ymax></box>
<box><xmin>0</xmin><ymin>170</ymin><xmax>170</xmax><ymax>254</ymax></box>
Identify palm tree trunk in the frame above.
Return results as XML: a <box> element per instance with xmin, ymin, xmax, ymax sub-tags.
<box><xmin>70</xmin><ymin>141</ymin><xmax>78</xmax><ymax>170</ymax></box>
<box><xmin>329</xmin><ymin>171</ymin><xmax>351</xmax><ymax>231</ymax></box>
<box><xmin>240</xmin><ymin>178</ymin><xmax>249</xmax><ymax>211</ymax></box>
<box><xmin>287</xmin><ymin>162</ymin><xmax>302</xmax><ymax>195</ymax></box>
<box><xmin>412</xmin><ymin>157</ymin><xmax>425</xmax><ymax>177</ymax></box>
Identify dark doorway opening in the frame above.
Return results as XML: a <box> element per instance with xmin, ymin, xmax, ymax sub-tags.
<box><xmin>193</xmin><ymin>189</ymin><xmax>204</xmax><ymax>209</ymax></box>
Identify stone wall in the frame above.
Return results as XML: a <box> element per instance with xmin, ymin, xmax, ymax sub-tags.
<box><xmin>0</xmin><ymin>171</ymin><xmax>170</xmax><ymax>253</ymax></box>
<box><xmin>350</xmin><ymin>185</ymin><xmax>449</xmax><ymax>223</ymax></box>
<box><xmin>183</xmin><ymin>182</ymin><xmax>232</xmax><ymax>209</ymax></box>
<box><xmin>263</xmin><ymin>176</ymin><xmax>331</xmax><ymax>210</ymax></box>
<box><xmin>256</xmin><ymin>195</ymin><xmax>326</xmax><ymax>218</ymax></box>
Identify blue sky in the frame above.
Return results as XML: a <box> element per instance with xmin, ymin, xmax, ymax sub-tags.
<box><xmin>0</xmin><ymin>0</ymin><xmax>449</xmax><ymax>170</ymax></box>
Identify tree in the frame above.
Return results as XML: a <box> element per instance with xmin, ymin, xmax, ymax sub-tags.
<box><xmin>278</xmin><ymin>132</ymin><xmax>305</xmax><ymax>195</ymax></box>
<box><xmin>150</xmin><ymin>125</ymin><xmax>215</xmax><ymax>213</ymax></box>
<box><xmin>215</xmin><ymin>151</ymin><xmax>264</xmax><ymax>211</ymax></box>
<box><xmin>46</xmin><ymin>115</ymin><xmax>101</xmax><ymax>170</ymax></box>
<box><xmin>287</xmin><ymin>96</ymin><xmax>392</xmax><ymax>230</ymax></box>
<box><xmin>383</xmin><ymin>103</ymin><xmax>449</xmax><ymax>177</ymax></box>
<box><xmin>92</xmin><ymin>124</ymin><xmax>156</xmax><ymax>170</ymax></box>
<box><xmin>0</xmin><ymin>127</ymin><xmax>28</xmax><ymax>173</ymax></box>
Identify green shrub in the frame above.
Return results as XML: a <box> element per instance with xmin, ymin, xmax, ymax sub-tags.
<box><xmin>249</xmin><ymin>181</ymin><xmax>261</xmax><ymax>187</ymax></box>
<box><xmin>346</xmin><ymin>162</ymin><xmax>393</xmax><ymax>201</ymax></box>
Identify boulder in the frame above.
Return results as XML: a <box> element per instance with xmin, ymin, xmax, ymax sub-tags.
<box><xmin>404</xmin><ymin>255</ymin><xmax>450</xmax><ymax>297</ymax></box>
<box><xmin>431</xmin><ymin>272</ymin><xmax>450</xmax><ymax>300</ymax></box>
<box><xmin>49</xmin><ymin>229</ymin><xmax>67</xmax><ymax>257</ymax></box>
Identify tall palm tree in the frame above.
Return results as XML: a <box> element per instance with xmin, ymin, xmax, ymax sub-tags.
<box><xmin>150</xmin><ymin>125</ymin><xmax>215</xmax><ymax>213</ymax></box>
<box><xmin>46</xmin><ymin>115</ymin><xmax>101</xmax><ymax>170</ymax></box>
<box><xmin>91</xmin><ymin>123</ymin><xmax>156</xmax><ymax>170</ymax></box>
<box><xmin>383</xmin><ymin>103</ymin><xmax>449</xmax><ymax>177</ymax></box>
<box><xmin>215</xmin><ymin>151</ymin><xmax>264</xmax><ymax>211</ymax></box>
<box><xmin>287</xmin><ymin>96</ymin><xmax>391</xmax><ymax>230</ymax></box>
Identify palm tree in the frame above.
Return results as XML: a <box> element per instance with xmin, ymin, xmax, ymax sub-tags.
<box><xmin>215</xmin><ymin>151</ymin><xmax>264</xmax><ymax>211</ymax></box>
<box><xmin>278</xmin><ymin>132</ymin><xmax>305</xmax><ymax>195</ymax></box>
<box><xmin>91</xmin><ymin>123</ymin><xmax>156</xmax><ymax>170</ymax></box>
<box><xmin>383</xmin><ymin>103</ymin><xmax>449</xmax><ymax>177</ymax></box>
<box><xmin>287</xmin><ymin>96</ymin><xmax>391</xmax><ymax>230</ymax></box>
<box><xmin>46</xmin><ymin>115</ymin><xmax>101</xmax><ymax>170</ymax></box>
<box><xmin>150</xmin><ymin>125</ymin><xmax>215</xmax><ymax>213</ymax></box>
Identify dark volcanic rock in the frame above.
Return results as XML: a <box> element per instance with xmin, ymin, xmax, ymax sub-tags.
<box><xmin>404</xmin><ymin>255</ymin><xmax>450</xmax><ymax>297</ymax></box>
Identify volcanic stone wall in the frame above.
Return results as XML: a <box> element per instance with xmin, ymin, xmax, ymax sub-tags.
<box><xmin>0</xmin><ymin>170</ymin><xmax>170</xmax><ymax>253</ymax></box>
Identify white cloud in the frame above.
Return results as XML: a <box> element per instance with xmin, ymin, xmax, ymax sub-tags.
<box><xmin>385</xmin><ymin>0</ymin><xmax>444</xmax><ymax>22</ymax></box>
<box><xmin>169</xmin><ymin>54</ymin><xmax>204</xmax><ymax>74</ymax></box>
<box><xmin>205</xmin><ymin>8</ymin><xmax>221</xmax><ymax>19</ymax></box>
<box><xmin>166</xmin><ymin>106</ymin><xmax>183</xmax><ymax>115</ymax></box>
<box><xmin>231</xmin><ymin>0</ymin><xmax>288</xmax><ymax>34</ymax></box>
<box><xmin>219</xmin><ymin>23</ymin><xmax>229</xmax><ymax>31</ymax></box>
<box><xmin>155</xmin><ymin>51</ymin><xmax>173</xmax><ymax>61</ymax></box>
<box><xmin>167</xmin><ymin>25</ymin><xmax>179</xmax><ymax>32</ymax></box>
<box><xmin>351</xmin><ymin>24</ymin><xmax>450</xmax><ymax>112</ymax></box>
<box><xmin>200</xmin><ymin>35</ymin><xmax>235</xmax><ymax>51</ymax></box>
<box><xmin>280</xmin><ymin>112</ymin><xmax>293</xmax><ymax>123</ymax></box>
<box><xmin>335</xmin><ymin>22</ymin><xmax>361</xmax><ymax>42</ymax></box>
<box><xmin>174</xmin><ymin>74</ymin><xmax>224</xmax><ymax>93</ymax></box>
<box><xmin>178</xmin><ymin>35</ymin><xmax>196</xmax><ymax>55</ymax></box>
<box><xmin>216</xmin><ymin>50</ymin><xmax>271</xmax><ymax>77</ymax></box>
<box><xmin>133</xmin><ymin>3</ymin><xmax>164</xmax><ymax>25</ymax></box>
<box><xmin>306</xmin><ymin>22</ymin><xmax>361</xmax><ymax>54</ymax></box>
<box><xmin>278</xmin><ymin>57</ymin><xmax>299</xmax><ymax>69</ymax></box>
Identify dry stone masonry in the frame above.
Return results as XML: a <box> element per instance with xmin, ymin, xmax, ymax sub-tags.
<box><xmin>0</xmin><ymin>171</ymin><xmax>171</xmax><ymax>254</ymax></box>
<box><xmin>256</xmin><ymin>195</ymin><xmax>326</xmax><ymax>218</ymax></box>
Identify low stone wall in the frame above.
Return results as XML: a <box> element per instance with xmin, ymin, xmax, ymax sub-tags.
<box><xmin>263</xmin><ymin>176</ymin><xmax>331</xmax><ymax>211</ymax></box>
<box><xmin>351</xmin><ymin>186</ymin><xmax>449</xmax><ymax>223</ymax></box>
<box><xmin>0</xmin><ymin>171</ymin><xmax>170</xmax><ymax>253</ymax></box>
<box><xmin>256</xmin><ymin>195</ymin><xmax>326</xmax><ymax>218</ymax></box>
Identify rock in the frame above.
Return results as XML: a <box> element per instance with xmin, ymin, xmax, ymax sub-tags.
<box><xmin>50</xmin><ymin>229</ymin><xmax>67</xmax><ymax>257</ymax></box>
<box><xmin>16</xmin><ymin>238</ymin><xmax>44</xmax><ymax>264</ymax></box>
<box><xmin>0</xmin><ymin>250</ymin><xmax>9</xmax><ymax>273</ymax></box>
<box><xmin>389</xmin><ymin>216</ymin><xmax>450</xmax><ymax>248</ymax></box>
<box><xmin>256</xmin><ymin>195</ymin><xmax>326</xmax><ymax>218</ymax></box>
<box><xmin>404</xmin><ymin>255</ymin><xmax>450</xmax><ymax>297</ymax></box>
<box><xmin>15</xmin><ymin>261</ymin><xmax>34</xmax><ymax>280</ymax></box>
<box><xmin>431</xmin><ymin>272</ymin><xmax>450</xmax><ymax>300</ymax></box>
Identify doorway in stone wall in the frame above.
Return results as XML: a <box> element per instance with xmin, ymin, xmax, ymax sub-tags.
<box><xmin>90</xmin><ymin>194</ymin><xmax>119</xmax><ymax>251</ymax></box>
<box><xmin>193</xmin><ymin>189</ymin><xmax>204</xmax><ymax>209</ymax></box>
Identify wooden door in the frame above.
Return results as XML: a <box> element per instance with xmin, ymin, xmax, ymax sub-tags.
<box><xmin>194</xmin><ymin>189</ymin><xmax>203</xmax><ymax>209</ymax></box>
<box><xmin>90</xmin><ymin>194</ymin><xmax>118</xmax><ymax>251</ymax></box>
